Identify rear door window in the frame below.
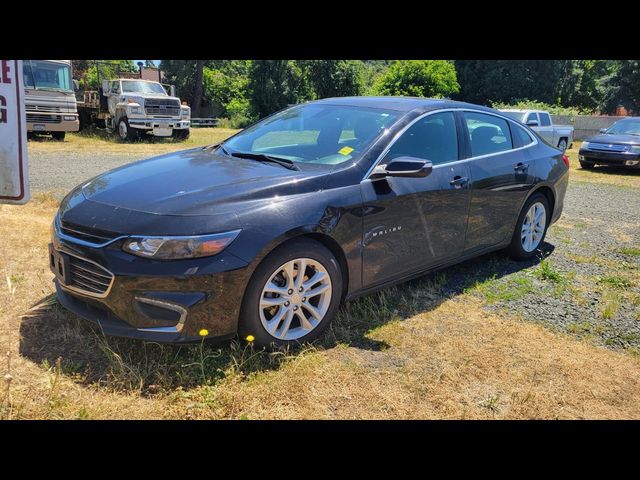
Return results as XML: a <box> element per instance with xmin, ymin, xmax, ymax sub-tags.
<box><xmin>463</xmin><ymin>112</ymin><xmax>513</xmax><ymax>157</ymax></box>
<box><xmin>539</xmin><ymin>112</ymin><xmax>552</xmax><ymax>126</ymax></box>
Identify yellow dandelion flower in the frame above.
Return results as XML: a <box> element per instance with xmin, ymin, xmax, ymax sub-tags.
<box><xmin>199</xmin><ymin>329</ymin><xmax>209</xmax><ymax>337</ymax></box>
<box><xmin>246</xmin><ymin>335</ymin><xmax>255</xmax><ymax>343</ymax></box>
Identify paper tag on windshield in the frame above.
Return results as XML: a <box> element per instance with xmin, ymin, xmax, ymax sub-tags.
<box><xmin>338</xmin><ymin>146</ymin><xmax>354</xmax><ymax>155</ymax></box>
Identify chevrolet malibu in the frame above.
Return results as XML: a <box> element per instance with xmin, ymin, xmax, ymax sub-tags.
<box><xmin>50</xmin><ymin>97</ymin><xmax>569</xmax><ymax>348</ymax></box>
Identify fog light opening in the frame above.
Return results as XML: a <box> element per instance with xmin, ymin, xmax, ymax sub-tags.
<box><xmin>625</xmin><ymin>160</ymin><xmax>639</xmax><ymax>166</ymax></box>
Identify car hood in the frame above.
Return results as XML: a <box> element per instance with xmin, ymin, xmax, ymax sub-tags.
<box><xmin>79</xmin><ymin>148</ymin><xmax>328</xmax><ymax>217</ymax></box>
<box><xmin>584</xmin><ymin>134</ymin><xmax>640</xmax><ymax>146</ymax></box>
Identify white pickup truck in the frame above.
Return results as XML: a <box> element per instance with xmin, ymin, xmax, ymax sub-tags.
<box><xmin>500</xmin><ymin>109</ymin><xmax>574</xmax><ymax>153</ymax></box>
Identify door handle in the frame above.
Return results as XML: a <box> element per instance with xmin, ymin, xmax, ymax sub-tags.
<box><xmin>450</xmin><ymin>176</ymin><xmax>469</xmax><ymax>188</ymax></box>
<box><xmin>514</xmin><ymin>162</ymin><xmax>529</xmax><ymax>173</ymax></box>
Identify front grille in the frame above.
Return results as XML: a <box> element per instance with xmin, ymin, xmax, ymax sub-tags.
<box><xmin>588</xmin><ymin>142</ymin><xmax>628</xmax><ymax>152</ymax></box>
<box><xmin>26</xmin><ymin>104</ymin><xmax>61</xmax><ymax>113</ymax></box>
<box><xmin>145</xmin><ymin>98</ymin><xmax>180</xmax><ymax>117</ymax></box>
<box><xmin>67</xmin><ymin>255</ymin><xmax>114</xmax><ymax>296</ymax></box>
<box><xmin>27</xmin><ymin>113</ymin><xmax>61</xmax><ymax>123</ymax></box>
<box><xmin>60</xmin><ymin>220</ymin><xmax>118</xmax><ymax>245</ymax></box>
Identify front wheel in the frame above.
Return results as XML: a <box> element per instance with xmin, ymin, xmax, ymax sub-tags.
<box><xmin>239</xmin><ymin>238</ymin><xmax>343</xmax><ymax>349</ymax></box>
<box><xmin>557</xmin><ymin>138</ymin><xmax>567</xmax><ymax>153</ymax></box>
<box><xmin>172</xmin><ymin>129</ymin><xmax>190</xmax><ymax>140</ymax></box>
<box><xmin>117</xmin><ymin>117</ymin><xmax>139</xmax><ymax>142</ymax></box>
<box><xmin>51</xmin><ymin>132</ymin><xmax>65</xmax><ymax>141</ymax></box>
<box><xmin>508</xmin><ymin>193</ymin><xmax>550</xmax><ymax>261</ymax></box>
<box><xmin>580</xmin><ymin>160</ymin><xmax>595</xmax><ymax>170</ymax></box>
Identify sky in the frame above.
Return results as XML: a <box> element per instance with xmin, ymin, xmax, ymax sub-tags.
<box><xmin>132</xmin><ymin>60</ymin><xmax>160</xmax><ymax>67</ymax></box>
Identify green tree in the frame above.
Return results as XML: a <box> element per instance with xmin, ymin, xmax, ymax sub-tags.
<box><xmin>373</xmin><ymin>60</ymin><xmax>460</xmax><ymax>98</ymax></box>
<box><xmin>73</xmin><ymin>60</ymin><xmax>137</xmax><ymax>89</ymax></box>
<box><xmin>301</xmin><ymin>60</ymin><xmax>365</xmax><ymax>98</ymax></box>
<box><xmin>203</xmin><ymin>61</ymin><xmax>253</xmax><ymax>126</ymax></box>
<box><xmin>599</xmin><ymin>60</ymin><xmax>640</xmax><ymax>113</ymax></box>
<box><xmin>249</xmin><ymin>60</ymin><xmax>314</xmax><ymax>118</ymax></box>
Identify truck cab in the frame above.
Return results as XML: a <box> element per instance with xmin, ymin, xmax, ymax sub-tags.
<box><xmin>23</xmin><ymin>60</ymin><xmax>79</xmax><ymax>141</ymax></box>
<box><xmin>102</xmin><ymin>79</ymin><xmax>191</xmax><ymax>140</ymax></box>
<box><xmin>500</xmin><ymin>109</ymin><xmax>574</xmax><ymax>153</ymax></box>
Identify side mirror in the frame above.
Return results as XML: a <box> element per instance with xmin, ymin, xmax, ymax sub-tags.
<box><xmin>370</xmin><ymin>156</ymin><xmax>433</xmax><ymax>180</ymax></box>
<box><xmin>526</xmin><ymin>120</ymin><xmax>539</xmax><ymax>127</ymax></box>
<box><xmin>170</xmin><ymin>85</ymin><xmax>176</xmax><ymax>97</ymax></box>
<box><xmin>599</xmin><ymin>128</ymin><xmax>607</xmax><ymax>134</ymax></box>
<box><xmin>72</xmin><ymin>79</ymin><xmax>79</xmax><ymax>92</ymax></box>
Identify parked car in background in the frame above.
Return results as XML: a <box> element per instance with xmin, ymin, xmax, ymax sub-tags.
<box><xmin>578</xmin><ymin>117</ymin><xmax>640</xmax><ymax>169</ymax></box>
<box><xmin>49</xmin><ymin>97</ymin><xmax>569</xmax><ymax>349</ymax></box>
<box><xmin>500</xmin><ymin>109</ymin><xmax>574</xmax><ymax>152</ymax></box>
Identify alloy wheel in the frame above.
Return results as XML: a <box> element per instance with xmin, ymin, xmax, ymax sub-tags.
<box><xmin>521</xmin><ymin>201</ymin><xmax>546</xmax><ymax>252</ymax></box>
<box><xmin>259</xmin><ymin>258</ymin><xmax>332</xmax><ymax>340</ymax></box>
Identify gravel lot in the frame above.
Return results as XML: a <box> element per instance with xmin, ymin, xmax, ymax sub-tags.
<box><xmin>28</xmin><ymin>151</ymin><xmax>148</xmax><ymax>194</ymax></box>
<box><xmin>27</xmin><ymin>149</ymin><xmax>640</xmax><ymax>351</ymax></box>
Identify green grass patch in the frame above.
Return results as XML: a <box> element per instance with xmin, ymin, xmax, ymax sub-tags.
<box><xmin>619</xmin><ymin>247</ymin><xmax>640</xmax><ymax>257</ymax></box>
<box><xmin>469</xmin><ymin>275</ymin><xmax>534</xmax><ymax>304</ymax></box>
<box><xmin>598</xmin><ymin>275</ymin><xmax>632</xmax><ymax>290</ymax></box>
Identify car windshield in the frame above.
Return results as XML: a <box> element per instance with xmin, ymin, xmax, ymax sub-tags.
<box><xmin>23</xmin><ymin>60</ymin><xmax>72</xmax><ymax>92</ymax></box>
<box><xmin>500</xmin><ymin>111</ymin><xmax>526</xmax><ymax>122</ymax></box>
<box><xmin>221</xmin><ymin>104</ymin><xmax>401</xmax><ymax>165</ymax></box>
<box><xmin>121</xmin><ymin>81</ymin><xmax>167</xmax><ymax>95</ymax></box>
<box><xmin>605</xmin><ymin>119</ymin><xmax>640</xmax><ymax>136</ymax></box>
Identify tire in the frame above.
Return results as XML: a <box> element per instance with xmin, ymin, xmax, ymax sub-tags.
<box><xmin>51</xmin><ymin>132</ymin><xmax>65</xmax><ymax>141</ymax></box>
<box><xmin>557</xmin><ymin>138</ymin><xmax>567</xmax><ymax>153</ymax></box>
<box><xmin>508</xmin><ymin>192</ymin><xmax>550</xmax><ymax>261</ymax></box>
<box><xmin>117</xmin><ymin>117</ymin><xmax>138</xmax><ymax>141</ymax></box>
<box><xmin>580</xmin><ymin>160</ymin><xmax>595</xmax><ymax>170</ymax></box>
<box><xmin>172</xmin><ymin>129</ymin><xmax>190</xmax><ymax>140</ymax></box>
<box><xmin>238</xmin><ymin>238</ymin><xmax>343</xmax><ymax>349</ymax></box>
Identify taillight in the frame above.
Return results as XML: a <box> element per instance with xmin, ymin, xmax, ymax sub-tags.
<box><xmin>562</xmin><ymin>155</ymin><xmax>570</xmax><ymax>168</ymax></box>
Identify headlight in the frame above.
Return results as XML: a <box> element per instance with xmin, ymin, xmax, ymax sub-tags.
<box><xmin>122</xmin><ymin>230</ymin><xmax>241</xmax><ymax>260</ymax></box>
<box><xmin>628</xmin><ymin>145</ymin><xmax>640</xmax><ymax>154</ymax></box>
<box><xmin>127</xmin><ymin>103</ymin><xmax>143</xmax><ymax>115</ymax></box>
<box><xmin>581</xmin><ymin>141</ymin><xmax>590</xmax><ymax>150</ymax></box>
<box><xmin>63</xmin><ymin>115</ymin><xmax>76</xmax><ymax>121</ymax></box>
<box><xmin>181</xmin><ymin>106</ymin><xmax>190</xmax><ymax>119</ymax></box>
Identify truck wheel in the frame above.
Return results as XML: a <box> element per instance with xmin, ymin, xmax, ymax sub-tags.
<box><xmin>172</xmin><ymin>129</ymin><xmax>190</xmax><ymax>141</ymax></box>
<box><xmin>117</xmin><ymin>117</ymin><xmax>138</xmax><ymax>142</ymax></box>
<box><xmin>51</xmin><ymin>132</ymin><xmax>66</xmax><ymax>141</ymax></box>
<box><xmin>580</xmin><ymin>160</ymin><xmax>595</xmax><ymax>170</ymax></box>
<box><xmin>557</xmin><ymin>138</ymin><xmax>567</xmax><ymax>153</ymax></box>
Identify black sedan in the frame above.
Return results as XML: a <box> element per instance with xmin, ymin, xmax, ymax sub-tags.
<box><xmin>579</xmin><ymin>117</ymin><xmax>640</xmax><ymax>169</ymax></box>
<box><xmin>50</xmin><ymin>97</ymin><xmax>569</xmax><ymax>348</ymax></box>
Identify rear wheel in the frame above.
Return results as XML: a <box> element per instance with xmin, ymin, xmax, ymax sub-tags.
<box><xmin>51</xmin><ymin>132</ymin><xmax>65</xmax><ymax>141</ymax></box>
<box><xmin>580</xmin><ymin>160</ymin><xmax>595</xmax><ymax>169</ymax></box>
<box><xmin>238</xmin><ymin>238</ymin><xmax>342</xmax><ymax>349</ymax></box>
<box><xmin>557</xmin><ymin>138</ymin><xmax>567</xmax><ymax>153</ymax></box>
<box><xmin>509</xmin><ymin>193</ymin><xmax>550</xmax><ymax>261</ymax></box>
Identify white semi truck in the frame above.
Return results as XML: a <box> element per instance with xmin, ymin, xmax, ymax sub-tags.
<box><xmin>23</xmin><ymin>60</ymin><xmax>79</xmax><ymax>141</ymax></box>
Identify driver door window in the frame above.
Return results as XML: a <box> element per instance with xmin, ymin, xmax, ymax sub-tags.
<box><xmin>385</xmin><ymin>112</ymin><xmax>458</xmax><ymax>165</ymax></box>
<box><xmin>111</xmin><ymin>81</ymin><xmax>120</xmax><ymax>94</ymax></box>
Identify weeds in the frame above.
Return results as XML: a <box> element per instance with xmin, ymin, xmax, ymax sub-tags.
<box><xmin>534</xmin><ymin>259</ymin><xmax>564</xmax><ymax>283</ymax></box>
<box><xmin>619</xmin><ymin>247</ymin><xmax>640</xmax><ymax>257</ymax></box>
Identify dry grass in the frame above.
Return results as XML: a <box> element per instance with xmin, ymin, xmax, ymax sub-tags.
<box><xmin>27</xmin><ymin>127</ymin><xmax>240</xmax><ymax>156</ymax></box>
<box><xmin>2</xmin><ymin>196</ymin><xmax>640</xmax><ymax>419</ymax></box>
<box><xmin>567</xmin><ymin>141</ymin><xmax>640</xmax><ymax>189</ymax></box>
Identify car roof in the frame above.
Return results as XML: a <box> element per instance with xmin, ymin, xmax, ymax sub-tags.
<box><xmin>311</xmin><ymin>96</ymin><xmax>498</xmax><ymax>114</ymax></box>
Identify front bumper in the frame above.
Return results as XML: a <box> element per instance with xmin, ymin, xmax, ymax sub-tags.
<box><xmin>579</xmin><ymin>149</ymin><xmax>640</xmax><ymax>167</ymax></box>
<box><xmin>50</xmin><ymin>232</ymin><xmax>251</xmax><ymax>342</ymax></box>
<box><xmin>27</xmin><ymin>117</ymin><xmax>79</xmax><ymax>133</ymax></box>
<box><xmin>128</xmin><ymin>117</ymin><xmax>190</xmax><ymax>131</ymax></box>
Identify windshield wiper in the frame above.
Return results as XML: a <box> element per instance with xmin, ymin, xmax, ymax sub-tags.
<box><xmin>230</xmin><ymin>151</ymin><xmax>300</xmax><ymax>171</ymax></box>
